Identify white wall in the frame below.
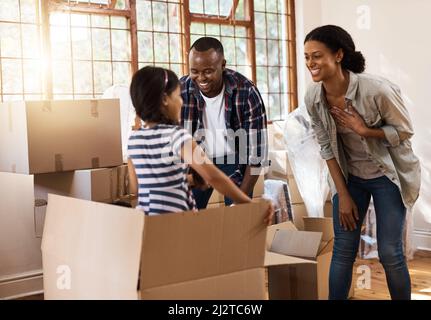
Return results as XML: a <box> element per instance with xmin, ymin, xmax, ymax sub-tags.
<box><xmin>295</xmin><ymin>0</ymin><xmax>431</xmax><ymax>250</ymax></box>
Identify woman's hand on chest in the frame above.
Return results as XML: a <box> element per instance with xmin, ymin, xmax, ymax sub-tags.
<box><xmin>329</xmin><ymin>104</ymin><xmax>368</xmax><ymax>136</ymax></box>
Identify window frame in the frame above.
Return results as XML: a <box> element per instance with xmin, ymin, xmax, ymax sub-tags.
<box><xmin>3</xmin><ymin>0</ymin><xmax>297</xmax><ymax>115</ymax></box>
<box><xmin>182</xmin><ymin>0</ymin><xmax>298</xmax><ymax>114</ymax></box>
<box><xmin>42</xmin><ymin>0</ymin><xmax>138</xmax><ymax>99</ymax></box>
<box><xmin>182</xmin><ymin>0</ymin><xmax>257</xmax><ymax>83</ymax></box>
<box><xmin>0</xmin><ymin>0</ymin><xmax>44</xmax><ymax>101</ymax></box>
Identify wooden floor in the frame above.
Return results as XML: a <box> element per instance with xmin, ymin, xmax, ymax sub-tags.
<box><xmin>15</xmin><ymin>252</ymin><xmax>431</xmax><ymax>300</ymax></box>
<box><xmin>352</xmin><ymin>251</ymin><xmax>431</xmax><ymax>300</ymax></box>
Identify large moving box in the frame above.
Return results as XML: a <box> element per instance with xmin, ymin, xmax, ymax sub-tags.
<box><xmin>0</xmin><ymin>167</ymin><xmax>128</xmax><ymax>299</ymax></box>
<box><xmin>41</xmin><ymin>195</ymin><xmax>270</xmax><ymax>299</ymax></box>
<box><xmin>265</xmin><ymin>220</ymin><xmax>354</xmax><ymax>299</ymax></box>
<box><xmin>0</xmin><ymin>99</ymin><xmax>122</xmax><ymax>174</ymax></box>
<box><xmin>265</xmin><ymin>218</ymin><xmax>334</xmax><ymax>300</ymax></box>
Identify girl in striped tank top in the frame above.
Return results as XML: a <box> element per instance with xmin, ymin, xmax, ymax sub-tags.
<box><xmin>128</xmin><ymin>66</ymin><xmax>272</xmax><ymax>221</ymax></box>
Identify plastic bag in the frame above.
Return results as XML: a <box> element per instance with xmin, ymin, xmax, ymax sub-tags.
<box><xmin>358</xmin><ymin>201</ymin><xmax>379</xmax><ymax>259</ymax></box>
<box><xmin>283</xmin><ymin>106</ymin><xmax>330</xmax><ymax>217</ymax></box>
<box><xmin>264</xmin><ymin>179</ymin><xmax>292</xmax><ymax>224</ymax></box>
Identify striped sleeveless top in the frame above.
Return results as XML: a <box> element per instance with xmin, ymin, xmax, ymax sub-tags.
<box><xmin>127</xmin><ymin>124</ymin><xmax>196</xmax><ymax>215</ymax></box>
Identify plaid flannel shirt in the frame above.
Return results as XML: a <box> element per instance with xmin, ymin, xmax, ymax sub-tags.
<box><xmin>180</xmin><ymin>68</ymin><xmax>268</xmax><ymax>186</ymax></box>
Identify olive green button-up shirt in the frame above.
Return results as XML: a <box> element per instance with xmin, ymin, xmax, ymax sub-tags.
<box><xmin>305</xmin><ymin>71</ymin><xmax>421</xmax><ymax>209</ymax></box>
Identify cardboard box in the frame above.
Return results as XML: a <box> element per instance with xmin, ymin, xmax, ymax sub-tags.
<box><xmin>291</xmin><ymin>203</ymin><xmax>333</xmax><ymax>230</ymax></box>
<box><xmin>208</xmin><ymin>197</ymin><xmax>264</xmax><ymax>210</ymax></box>
<box><xmin>0</xmin><ymin>167</ymin><xmax>129</xmax><ymax>298</ymax></box>
<box><xmin>290</xmin><ymin>204</ymin><xmax>307</xmax><ymax>230</ymax></box>
<box><xmin>206</xmin><ymin>202</ymin><xmax>224</xmax><ymax>209</ymax></box>
<box><xmin>0</xmin><ymin>99</ymin><xmax>122</xmax><ymax>174</ymax></box>
<box><xmin>266</xmin><ymin>150</ymin><xmax>293</xmax><ymax>181</ymax></box>
<box><xmin>34</xmin><ymin>165</ymin><xmax>129</xmax><ymax>236</ymax></box>
<box><xmin>266</xmin><ymin>150</ymin><xmax>303</xmax><ymax>204</ymax></box>
<box><xmin>41</xmin><ymin>195</ymin><xmax>270</xmax><ymax>299</ymax></box>
<box><xmin>267</xmin><ymin>121</ymin><xmax>287</xmax><ymax>151</ymax></box>
<box><xmin>265</xmin><ymin>218</ymin><xmax>334</xmax><ymax>299</ymax></box>
<box><xmin>34</xmin><ymin>165</ymin><xmax>129</xmax><ymax>205</ymax></box>
<box><xmin>208</xmin><ymin>174</ymin><xmax>265</xmax><ymax>205</ymax></box>
<box><xmin>287</xmin><ymin>177</ymin><xmax>303</xmax><ymax>204</ymax></box>
<box><xmin>265</xmin><ymin>219</ymin><xmax>354</xmax><ymax>300</ymax></box>
<box><xmin>324</xmin><ymin>201</ymin><xmax>333</xmax><ymax>218</ymax></box>
<box><xmin>0</xmin><ymin>173</ymin><xmax>42</xmax><ymax>282</ymax></box>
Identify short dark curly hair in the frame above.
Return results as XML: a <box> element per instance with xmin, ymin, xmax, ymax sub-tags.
<box><xmin>190</xmin><ymin>37</ymin><xmax>224</xmax><ymax>55</ymax></box>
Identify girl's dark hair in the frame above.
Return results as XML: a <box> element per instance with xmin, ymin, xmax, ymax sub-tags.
<box><xmin>130</xmin><ymin>66</ymin><xmax>180</xmax><ymax>124</ymax></box>
<box><xmin>304</xmin><ymin>25</ymin><xmax>366</xmax><ymax>73</ymax></box>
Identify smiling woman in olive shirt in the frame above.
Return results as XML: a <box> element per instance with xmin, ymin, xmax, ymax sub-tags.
<box><xmin>304</xmin><ymin>25</ymin><xmax>420</xmax><ymax>300</ymax></box>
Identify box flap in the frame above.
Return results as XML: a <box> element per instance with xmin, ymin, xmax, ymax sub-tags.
<box><xmin>266</xmin><ymin>222</ymin><xmax>297</xmax><ymax>250</ymax></box>
<box><xmin>264</xmin><ymin>251</ymin><xmax>317</xmax><ymax>267</ymax></box>
<box><xmin>140</xmin><ymin>199</ymin><xmax>269</xmax><ymax>290</ymax></box>
<box><xmin>269</xmin><ymin>229</ymin><xmax>322</xmax><ymax>259</ymax></box>
<box><xmin>41</xmin><ymin>194</ymin><xmax>144</xmax><ymax>299</ymax></box>
<box><xmin>303</xmin><ymin>217</ymin><xmax>334</xmax><ymax>242</ymax></box>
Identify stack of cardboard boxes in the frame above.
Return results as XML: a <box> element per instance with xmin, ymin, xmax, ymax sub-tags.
<box><xmin>0</xmin><ymin>99</ymin><xmax>127</xmax><ymax>299</ymax></box>
<box><xmin>0</xmin><ymin>111</ymin><xmax>353</xmax><ymax>300</ymax></box>
<box><xmin>265</xmin><ymin>122</ymin><xmax>354</xmax><ymax>299</ymax></box>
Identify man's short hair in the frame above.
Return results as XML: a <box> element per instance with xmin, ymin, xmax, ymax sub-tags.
<box><xmin>190</xmin><ymin>37</ymin><xmax>224</xmax><ymax>55</ymax></box>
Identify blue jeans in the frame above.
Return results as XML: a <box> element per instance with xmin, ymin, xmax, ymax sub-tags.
<box><xmin>193</xmin><ymin>156</ymin><xmax>251</xmax><ymax>209</ymax></box>
<box><xmin>329</xmin><ymin>175</ymin><xmax>411</xmax><ymax>300</ymax></box>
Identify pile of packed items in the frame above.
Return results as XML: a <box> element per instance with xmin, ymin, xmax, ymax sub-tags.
<box><xmin>0</xmin><ymin>99</ymin><xmax>129</xmax><ymax>299</ymax></box>
<box><xmin>264</xmin><ymin>111</ymin><xmax>354</xmax><ymax>299</ymax></box>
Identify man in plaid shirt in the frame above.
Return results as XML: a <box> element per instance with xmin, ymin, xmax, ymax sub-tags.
<box><xmin>180</xmin><ymin>37</ymin><xmax>268</xmax><ymax>209</ymax></box>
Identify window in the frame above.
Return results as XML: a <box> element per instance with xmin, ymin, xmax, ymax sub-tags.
<box><xmin>0</xmin><ymin>0</ymin><xmax>297</xmax><ymax>119</ymax></box>
<box><xmin>188</xmin><ymin>0</ymin><xmax>253</xmax><ymax>80</ymax></box>
<box><xmin>48</xmin><ymin>12</ymin><xmax>132</xmax><ymax>99</ymax></box>
<box><xmin>255</xmin><ymin>0</ymin><xmax>294</xmax><ymax>120</ymax></box>
<box><xmin>136</xmin><ymin>0</ymin><xmax>184</xmax><ymax>77</ymax></box>
<box><xmin>183</xmin><ymin>0</ymin><xmax>297</xmax><ymax>119</ymax></box>
<box><xmin>0</xmin><ymin>0</ymin><xmax>43</xmax><ymax>101</ymax></box>
<box><xmin>47</xmin><ymin>0</ymin><xmax>133</xmax><ymax>99</ymax></box>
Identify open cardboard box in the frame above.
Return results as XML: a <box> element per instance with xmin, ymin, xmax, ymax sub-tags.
<box><xmin>291</xmin><ymin>202</ymin><xmax>333</xmax><ymax>230</ymax></box>
<box><xmin>0</xmin><ymin>99</ymin><xmax>122</xmax><ymax>174</ymax></box>
<box><xmin>41</xmin><ymin>195</ymin><xmax>270</xmax><ymax>299</ymax></box>
<box><xmin>265</xmin><ymin>217</ymin><xmax>353</xmax><ymax>299</ymax></box>
<box><xmin>266</xmin><ymin>150</ymin><xmax>293</xmax><ymax>181</ymax></box>
<box><xmin>0</xmin><ymin>167</ymin><xmax>129</xmax><ymax>298</ymax></box>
